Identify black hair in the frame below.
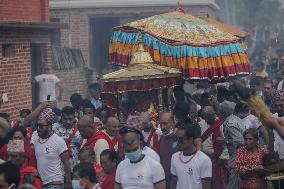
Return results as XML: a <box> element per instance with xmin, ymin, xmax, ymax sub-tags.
<box><xmin>20</xmin><ymin>109</ymin><xmax>31</xmax><ymax>117</ymax></box>
<box><xmin>61</xmin><ymin>106</ymin><xmax>75</xmax><ymax>116</ymax></box>
<box><xmin>79</xmin><ymin>146</ymin><xmax>95</xmax><ymax>159</ymax></box>
<box><xmin>262</xmin><ymin>78</ymin><xmax>273</xmax><ymax>86</ymax></box>
<box><xmin>100</xmin><ymin>149</ymin><xmax>121</xmax><ymax>167</ymax></box>
<box><xmin>173</xmin><ymin>86</ymin><xmax>187</xmax><ymax>102</ymax></box>
<box><xmin>199</xmin><ymin>92</ymin><xmax>211</xmax><ymax>107</ymax></box>
<box><xmin>173</xmin><ymin>102</ymin><xmax>189</xmax><ymax>119</ymax></box>
<box><xmin>6</xmin><ymin>126</ymin><xmax>27</xmax><ymax>141</ymax></box>
<box><xmin>119</xmin><ymin>127</ymin><xmax>144</xmax><ymax>144</ymax></box>
<box><xmin>82</xmin><ymin>99</ymin><xmax>96</xmax><ymax>113</ymax></box>
<box><xmin>88</xmin><ymin>83</ymin><xmax>101</xmax><ymax>91</ymax></box>
<box><xmin>243</xmin><ymin>128</ymin><xmax>259</xmax><ymax>140</ymax></box>
<box><xmin>70</xmin><ymin>93</ymin><xmax>83</xmax><ymax>105</ymax></box>
<box><xmin>176</xmin><ymin>122</ymin><xmax>195</xmax><ymax>139</ymax></box>
<box><xmin>0</xmin><ymin>162</ymin><xmax>20</xmax><ymax>187</ymax></box>
<box><xmin>0</xmin><ymin>113</ymin><xmax>10</xmax><ymax>120</ymax></box>
<box><xmin>52</xmin><ymin>107</ymin><xmax>62</xmax><ymax>116</ymax></box>
<box><xmin>234</xmin><ymin>102</ymin><xmax>250</xmax><ymax>114</ymax></box>
<box><xmin>73</xmin><ymin>162</ymin><xmax>97</xmax><ymax>183</ymax></box>
<box><xmin>250</xmin><ymin>77</ymin><xmax>263</xmax><ymax>87</ymax></box>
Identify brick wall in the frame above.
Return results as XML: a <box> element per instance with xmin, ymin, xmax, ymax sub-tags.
<box><xmin>0</xmin><ymin>29</ymin><xmax>52</xmax><ymax>120</ymax></box>
<box><xmin>52</xmin><ymin>67</ymin><xmax>89</xmax><ymax>108</ymax></box>
<box><xmin>0</xmin><ymin>0</ymin><xmax>49</xmax><ymax>22</ymax></box>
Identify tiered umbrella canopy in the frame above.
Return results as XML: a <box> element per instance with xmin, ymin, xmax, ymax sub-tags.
<box><xmin>102</xmin><ymin>36</ymin><xmax>181</xmax><ymax>94</ymax></box>
<box><xmin>109</xmin><ymin>9</ymin><xmax>251</xmax><ymax>82</ymax></box>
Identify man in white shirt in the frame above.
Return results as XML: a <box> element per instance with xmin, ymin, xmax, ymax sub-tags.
<box><xmin>171</xmin><ymin>122</ymin><xmax>212</xmax><ymax>189</ymax></box>
<box><xmin>115</xmin><ymin>127</ymin><xmax>165</xmax><ymax>189</ymax></box>
<box><xmin>34</xmin><ymin>65</ymin><xmax>63</xmax><ymax>106</ymax></box>
<box><xmin>34</xmin><ymin>108</ymin><xmax>72</xmax><ymax>189</ymax></box>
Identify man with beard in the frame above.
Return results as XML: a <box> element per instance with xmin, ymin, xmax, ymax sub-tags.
<box><xmin>53</xmin><ymin>106</ymin><xmax>82</xmax><ymax>169</ymax></box>
<box><xmin>158</xmin><ymin>112</ymin><xmax>178</xmax><ymax>189</ymax></box>
<box><xmin>33</xmin><ymin>108</ymin><xmax>72</xmax><ymax>189</ymax></box>
<box><xmin>201</xmin><ymin>106</ymin><xmax>229</xmax><ymax>189</ymax></box>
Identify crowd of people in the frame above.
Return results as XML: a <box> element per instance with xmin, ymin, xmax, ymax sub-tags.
<box><xmin>0</xmin><ymin>70</ymin><xmax>284</xmax><ymax>189</ymax></box>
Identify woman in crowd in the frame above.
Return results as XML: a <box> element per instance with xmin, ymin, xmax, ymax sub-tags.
<box><xmin>236</xmin><ymin>128</ymin><xmax>267</xmax><ymax>189</ymax></box>
<box><xmin>73</xmin><ymin>162</ymin><xmax>100</xmax><ymax>189</ymax></box>
<box><xmin>100</xmin><ymin>149</ymin><xmax>121</xmax><ymax>189</ymax></box>
<box><xmin>0</xmin><ymin>126</ymin><xmax>35</xmax><ymax>167</ymax></box>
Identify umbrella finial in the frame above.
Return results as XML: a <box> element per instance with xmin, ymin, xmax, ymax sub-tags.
<box><xmin>130</xmin><ymin>34</ymin><xmax>154</xmax><ymax>64</ymax></box>
<box><xmin>177</xmin><ymin>0</ymin><xmax>185</xmax><ymax>13</ymax></box>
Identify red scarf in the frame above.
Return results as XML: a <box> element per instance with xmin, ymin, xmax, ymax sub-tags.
<box><xmin>100</xmin><ymin>171</ymin><xmax>116</xmax><ymax>189</ymax></box>
<box><xmin>82</xmin><ymin>131</ymin><xmax>114</xmax><ymax>150</ymax></box>
<box><xmin>20</xmin><ymin>166</ymin><xmax>42</xmax><ymax>189</ymax></box>
<box><xmin>111</xmin><ymin>134</ymin><xmax>124</xmax><ymax>158</ymax></box>
<box><xmin>201</xmin><ymin>118</ymin><xmax>224</xmax><ymax>157</ymax></box>
<box><xmin>146</xmin><ymin>129</ymin><xmax>159</xmax><ymax>152</ymax></box>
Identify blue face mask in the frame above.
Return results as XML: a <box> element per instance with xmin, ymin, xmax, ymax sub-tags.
<box><xmin>72</xmin><ymin>180</ymin><xmax>84</xmax><ymax>189</ymax></box>
<box><xmin>125</xmin><ymin>148</ymin><xmax>142</xmax><ymax>162</ymax></box>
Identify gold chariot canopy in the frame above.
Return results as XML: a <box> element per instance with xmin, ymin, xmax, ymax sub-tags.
<box><xmin>102</xmin><ymin>36</ymin><xmax>181</xmax><ymax>83</ymax></box>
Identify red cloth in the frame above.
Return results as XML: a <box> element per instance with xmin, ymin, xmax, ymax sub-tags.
<box><xmin>82</xmin><ymin>132</ymin><xmax>114</xmax><ymax>150</ymax></box>
<box><xmin>101</xmin><ymin>171</ymin><xmax>116</xmax><ymax>189</ymax></box>
<box><xmin>0</xmin><ymin>142</ymin><xmax>36</xmax><ymax>167</ymax></box>
<box><xmin>111</xmin><ymin>134</ymin><xmax>124</xmax><ymax>158</ymax></box>
<box><xmin>201</xmin><ymin>118</ymin><xmax>223</xmax><ymax>157</ymax></box>
<box><xmin>146</xmin><ymin>129</ymin><xmax>159</xmax><ymax>152</ymax></box>
<box><xmin>201</xmin><ymin>118</ymin><xmax>228</xmax><ymax>189</ymax></box>
<box><xmin>20</xmin><ymin>166</ymin><xmax>42</xmax><ymax>189</ymax></box>
<box><xmin>102</xmin><ymin>78</ymin><xmax>178</xmax><ymax>94</ymax></box>
<box><xmin>236</xmin><ymin>146</ymin><xmax>267</xmax><ymax>189</ymax></box>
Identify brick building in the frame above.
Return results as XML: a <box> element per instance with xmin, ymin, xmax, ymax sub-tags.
<box><xmin>0</xmin><ymin>0</ymin><xmax>61</xmax><ymax>119</ymax></box>
<box><xmin>49</xmin><ymin>0</ymin><xmax>218</xmax><ymax>106</ymax></box>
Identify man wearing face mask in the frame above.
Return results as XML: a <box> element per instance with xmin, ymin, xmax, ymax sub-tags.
<box><xmin>115</xmin><ymin>127</ymin><xmax>166</xmax><ymax>189</ymax></box>
<box><xmin>158</xmin><ymin>112</ymin><xmax>177</xmax><ymax>189</ymax></box>
<box><xmin>53</xmin><ymin>106</ymin><xmax>82</xmax><ymax>170</ymax></box>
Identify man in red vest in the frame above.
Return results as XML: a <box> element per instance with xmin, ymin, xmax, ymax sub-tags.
<box><xmin>101</xmin><ymin>117</ymin><xmax>123</xmax><ymax>158</ymax></box>
<box><xmin>78</xmin><ymin>115</ymin><xmax>113</xmax><ymax>163</ymax></box>
<box><xmin>201</xmin><ymin>106</ymin><xmax>229</xmax><ymax>189</ymax></box>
